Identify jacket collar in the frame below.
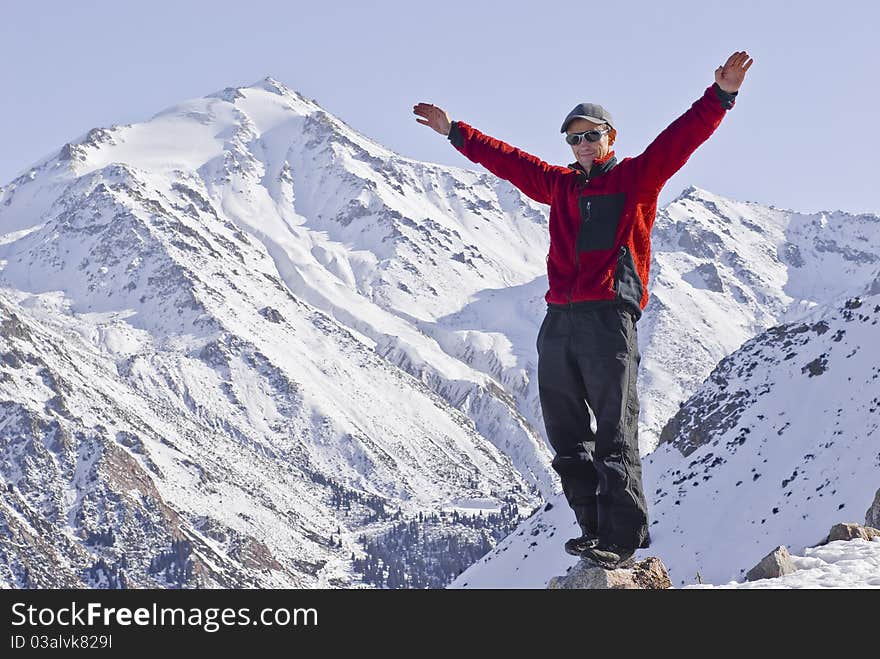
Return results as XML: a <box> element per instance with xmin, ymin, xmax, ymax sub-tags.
<box><xmin>569</xmin><ymin>151</ymin><xmax>618</xmax><ymax>181</ymax></box>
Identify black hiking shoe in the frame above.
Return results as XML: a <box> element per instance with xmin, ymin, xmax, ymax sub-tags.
<box><xmin>580</xmin><ymin>543</ymin><xmax>636</xmax><ymax>569</ymax></box>
<box><xmin>564</xmin><ymin>532</ymin><xmax>599</xmax><ymax>556</ymax></box>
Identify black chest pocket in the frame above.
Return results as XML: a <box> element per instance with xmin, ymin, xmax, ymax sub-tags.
<box><xmin>576</xmin><ymin>192</ymin><xmax>626</xmax><ymax>252</ymax></box>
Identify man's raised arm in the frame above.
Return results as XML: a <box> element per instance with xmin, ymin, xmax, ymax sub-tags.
<box><xmin>629</xmin><ymin>51</ymin><xmax>754</xmax><ymax>192</ymax></box>
<box><xmin>413</xmin><ymin>102</ymin><xmax>566</xmax><ymax>205</ymax></box>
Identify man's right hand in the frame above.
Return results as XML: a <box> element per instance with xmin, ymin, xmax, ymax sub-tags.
<box><xmin>413</xmin><ymin>103</ymin><xmax>452</xmax><ymax>136</ymax></box>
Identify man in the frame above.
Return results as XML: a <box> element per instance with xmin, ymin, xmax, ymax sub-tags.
<box><xmin>413</xmin><ymin>52</ymin><xmax>753</xmax><ymax>568</ymax></box>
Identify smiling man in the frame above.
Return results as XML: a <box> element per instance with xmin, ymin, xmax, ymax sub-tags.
<box><xmin>414</xmin><ymin>51</ymin><xmax>753</xmax><ymax>569</ymax></box>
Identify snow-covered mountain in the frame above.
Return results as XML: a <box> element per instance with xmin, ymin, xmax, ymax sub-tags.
<box><xmin>0</xmin><ymin>77</ymin><xmax>556</xmax><ymax>588</ymax></box>
<box><xmin>639</xmin><ymin>187</ymin><xmax>880</xmax><ymax>450</ymax></box>
<box><xmin>452</xmin><ymin>292</ymin><xmax>880</xmax><ymax>588</ymax></box>
<box><xmin>644</xmin><ymin>292</ymin><xmax>880</xmax><ymax>585</ymax></box>
<box><xmin>2</xmin><ymin>75</ymin><xmax>878</xmax><ymax>588</ymax></box>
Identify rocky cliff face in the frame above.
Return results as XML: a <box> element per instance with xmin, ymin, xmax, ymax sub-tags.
<box><xmin>639</xmin><ymin>186</ymin><xmax>880</xmax><ymax>451</ymax></box>
<box><xmin>644</xmin><ymin>293</ymin><xmax>880</xmax><ymax>585</ymax></box>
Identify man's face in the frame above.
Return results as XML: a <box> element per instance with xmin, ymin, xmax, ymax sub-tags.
<box><xmin>566</xmin><ymin>118</ymin><xmax>612</xmax><ymax>170</ymax></box>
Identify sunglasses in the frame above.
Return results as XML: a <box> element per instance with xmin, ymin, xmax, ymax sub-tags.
<box><xmin>565</xmin><ymin>127</ymin><xmax>610</xmax><ymax>145</ymax></box>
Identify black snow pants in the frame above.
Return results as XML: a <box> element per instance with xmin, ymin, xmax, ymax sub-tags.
<box><xmin>536</xmin><ymin>300</ymin><xmax>649</xmax><ymax>549</ymax></box>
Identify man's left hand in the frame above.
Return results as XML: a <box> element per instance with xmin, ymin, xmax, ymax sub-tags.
<box><xmin>715</xmin><ymin>51</ymin><xmax>754</xmax><ymax>93</ymax></box>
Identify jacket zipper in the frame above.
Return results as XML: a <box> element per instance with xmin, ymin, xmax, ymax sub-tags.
<box><xmin>569</xmin><ymin>199</ymin><xmax>590</xmax><ymax>305</ymax></box>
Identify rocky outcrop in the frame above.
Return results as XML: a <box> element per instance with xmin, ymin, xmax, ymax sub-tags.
<box><xmin>865</xmin><ymin>489</ymin><xmax>880</xmax><ymax>529</ymax></box>
<box><xmin>741</xmin><ymin>521</ymin><xmax>880</xmax><ymax>586</ymax></box>
<box><xmin>746</xmin><ymin>545</ymin><xmax>796</xmax><ymax>582</ymax></box>
<box><xmin>547</xmin><ymin>556</ymin><xmax>672</xmax><ymax>590</ymax></box>
<box><xmin>822</xmin><ymin>522</ymin><xmax>880</xmax><ymax>544</ymax></box>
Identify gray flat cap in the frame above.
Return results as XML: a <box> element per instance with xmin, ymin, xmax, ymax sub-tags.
<box><xmin>560</xmin><ymin>103</ymin><xmax>614</xmax><ymax>132</ymax></box>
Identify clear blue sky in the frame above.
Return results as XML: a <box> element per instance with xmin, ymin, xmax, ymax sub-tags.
<box><xmin>2</xmin><ymin>0</ymin><xmax>878</xmax><ymax>215</ymax></box>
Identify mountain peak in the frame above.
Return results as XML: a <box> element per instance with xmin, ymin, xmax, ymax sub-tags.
<box><xmin>206</xmin><ymin>76</ymin><xmax>312</xmax><ymax>108</ymax></box>
<box><xmin>252</xmin><ymin>75</ymin><xmax>286</xmax><ymax>93</ymax></box>
<box><xmin>247</xmin><ymin>75</ymin><xmax>301</xmax><ymax>99</ymax></box>
<box><xmin>672</xmin><ymin>184</ymin><xmax>716</xmax><ymax>205</ymax></box>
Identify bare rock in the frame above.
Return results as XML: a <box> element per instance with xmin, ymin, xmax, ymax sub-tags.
<box><xmin>824</xmin><ymin>522</ymin><xmax>880</xmax><ymax>544</ymax></box>
<box><xmin>547</xmin><ymin>556</ymin><xmax>672</xmax><ymax>590</ymax></box>
<box><xmin>866</xmin><ymin>489</ymin><xmax>880</xmax><ymax>529</ymax></box>
<box><xmin>746</xmin><ymin>545</ymin><xmax>796</xmax><ymax>582</ymax></box>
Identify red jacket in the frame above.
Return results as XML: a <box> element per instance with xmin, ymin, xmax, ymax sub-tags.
<box><xmin>447</xmin><ymin>83</ymin><xmax>737</xmax><ymax>319</ymax></box>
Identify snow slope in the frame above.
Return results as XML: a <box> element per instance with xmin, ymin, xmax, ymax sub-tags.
<box><xmin>452</xmin><ymin>293</ymin><xmax>880</xmax><ymax>588</ymax></box>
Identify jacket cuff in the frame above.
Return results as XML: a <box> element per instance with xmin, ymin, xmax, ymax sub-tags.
<box><xmin>447</xmin><ymin>121</ymin><xmax>465</xmax><ymax>148</ymax></box>
<box><xmin>713</xmin><ymin>82</ymin><xmax>738</xmax><ymax>110</ymax></box>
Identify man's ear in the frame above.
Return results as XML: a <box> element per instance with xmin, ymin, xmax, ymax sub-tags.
<box><xmin>607</xmin><ymin>128</ymin><xmax>617</xmax><ymax>146</ymax></box>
